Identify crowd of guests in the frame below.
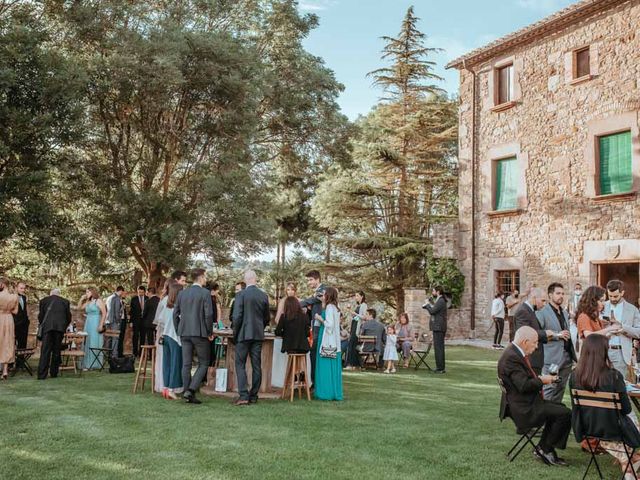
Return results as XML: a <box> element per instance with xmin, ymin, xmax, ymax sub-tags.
<box><xmin>498</xmin><ymin>279</ymin><xmax>640</xmax><ymax>478</ymax></box>
<box><xmin>0</xmin><ymin>268</ymin><xmax>448</xmax><ymax>407</ymax></box>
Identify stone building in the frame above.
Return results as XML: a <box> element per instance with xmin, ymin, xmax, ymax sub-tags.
<box><xmin>436</xmin><ymin>0</ymin><xmax>640</xmax><ymax>339</ymax></box>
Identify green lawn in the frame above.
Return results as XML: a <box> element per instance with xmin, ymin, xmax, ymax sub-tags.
<box><xmin>0</xmin><ymin>347</ymin><xmax>620</xmax><ymax>479</ymax></box>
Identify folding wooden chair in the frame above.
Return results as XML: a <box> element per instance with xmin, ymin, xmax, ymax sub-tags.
<box><xmin>409</xmin><ymin>334</ymin><xmax>433</xmax><ymax>371</ymax></box>
<box><xmin>60</xmin><ymin>333</ymin><xmax>86</xmax><ymax>376</ymax></box>
<box><xmin>497</xmin><ymin>377</ymin><xmax>551</xmax><ymax>465</ymax></box>
<box><xmin>12</xmin><ymin>335</ymin><xmax>37</xmax><ymax>377</ymax></box>
<box><xmin>571</xmin><ymin>388</ymin><xmax>638</xmax><ymax>480</ymax></box>
<box><xmin>357</xmin><ymin>335</ymin><xmax>379</xmax><ymax>370</ymax></box>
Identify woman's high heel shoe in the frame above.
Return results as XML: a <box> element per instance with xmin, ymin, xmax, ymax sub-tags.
<box><xmin>167</xmin><ymin>390</ymin><xmax>178</xmax><ymax>400</ymax></box>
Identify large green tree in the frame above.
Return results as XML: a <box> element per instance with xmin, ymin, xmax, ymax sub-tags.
<box><xmin>310</xmin><ymin>7</ymin><xmax>458</xmax><ymax>308</ymax></box>
<box><xmin>40</xmin><ymin>0</ymin><xmax>349</xmax><ymax>288</ymax></box>
<box><xmin>0</xmin><ymin>3</ymin><xmax>86</xmax><ymax>262</ymax></box>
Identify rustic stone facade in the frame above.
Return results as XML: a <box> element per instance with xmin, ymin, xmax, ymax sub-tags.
<box><xmin>449</xmin><ymin>0</ymin><xmax>640</xmax><ymax>339</ymax></box>
<box><xmin>404</xmin><ymin>288</ymin><xmax>471</xmax><ymax>339</ymax></box>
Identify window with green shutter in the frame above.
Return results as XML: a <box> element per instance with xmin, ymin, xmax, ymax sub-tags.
<box><xmin>598</xmin><ymin>131</ymin><xmax>632</xmax><ymax>195</ymax></box>
<box><xmin>494</xmin><ymin>157</ymin><xmax>518</xmax><ymax>211</ymax></box>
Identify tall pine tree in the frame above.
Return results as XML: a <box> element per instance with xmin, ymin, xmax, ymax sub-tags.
<box><xmin>311</xmin><ymin>7</ymin><xmax>457</xmax><ymax>309</ymax></box>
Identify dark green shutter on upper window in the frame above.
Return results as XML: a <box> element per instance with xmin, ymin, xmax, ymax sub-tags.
<box><xmin>495</xmin><ymin>157</ymin><xmax>518</xmax><ymax>211</ymax></box>
<box><xmin>599</xmin><ymin>131</ymin><xmax>632</xmax><ymax>195</ymax></box>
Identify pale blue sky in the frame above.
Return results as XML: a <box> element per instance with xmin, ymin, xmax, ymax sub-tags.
<box><xmin>300</xmin><ymin>0</ymin><xmax>578</xmax><ymax>119</ymax></box>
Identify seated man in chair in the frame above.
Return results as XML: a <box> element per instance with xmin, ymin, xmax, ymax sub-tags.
<box><xmin>360</xmin><ymin>309</ymin><xmax>386</xmax><ymax>368</ymax></box>
<box><xmin>497</xmin><ymin>326</ymin><xmax>572</xmax><ymax>466</ymax></box>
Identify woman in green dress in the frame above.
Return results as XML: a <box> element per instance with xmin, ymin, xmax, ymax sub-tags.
<box><xmin>314</xmin><ymin>286</ymin><xmax>343</xmax><ymax>401</ymax></box>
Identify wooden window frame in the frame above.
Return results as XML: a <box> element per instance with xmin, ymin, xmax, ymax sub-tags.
<box><xmin>492</xmin><ymin>63</ymin><xmax>515</xmax><ymax>111</ymax></box>
<box><xmin>571</xmin><ymin>46</ymin><xmax>593</xmax><ymax>85</ymax></box>
<box><xmin>495</xmin><ymin>270</ymin><xmax>520</xmax><ymax>295</ymax></box>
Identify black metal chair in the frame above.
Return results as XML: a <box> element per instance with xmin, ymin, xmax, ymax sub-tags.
<box><xmin>497</xmin><ymin>377</ymin><xmax>551</xmax><ymax>465</ymax></box>
<box><xmin>409</xmin><ymin>335</ymin><xmax>433</xmax><ymax>371</ymax></box>
<box><xmin>571</xmin><ymin>388</ymin><xmax>638</xmax><ymax>480</ymax></box>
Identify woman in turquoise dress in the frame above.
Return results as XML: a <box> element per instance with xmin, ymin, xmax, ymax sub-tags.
<box><xmin>79</xmin><ymin>287</ymin><xmax>106</xmax><ymax>370</ymax></box>
<box><xmin>313</xmin><ymin>286</ymin><xmax>343</xmax><ymax>401</ymax></box>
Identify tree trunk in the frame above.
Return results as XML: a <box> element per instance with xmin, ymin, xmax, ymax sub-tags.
<box><xmin>395</xmin><ymin>286</ymin><xmax>405</xmax><ymax>315</ymax></box>
<box><xmin>148</xmin><ymin>261</ymin><xmax>165</xmax><ymax>292</ymax></box>
<box><xmin>132</xmin><ymin>269</ymin><xmax>143</xmax><ymax>290</ymax></box>
<box><xmin>280</xmin><ymin>239</ymin><xmax>286</xmax><ymax>297</ymax></box>
<box><xmin>275</xmin><ymin>242</ymin><xmax>281</xmax><ymax>300</ymax></box>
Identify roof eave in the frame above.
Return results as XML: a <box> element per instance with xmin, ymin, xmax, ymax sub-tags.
<box><xmin>446</xmin><ymin>0</ymin><xmax>629</xmax><ymax>70</ymax></box>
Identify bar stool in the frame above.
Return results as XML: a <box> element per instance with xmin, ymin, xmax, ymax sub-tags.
<box><xmin>281</xmin><ymin>353</ymin><xmax>311</xmax><ymax>401</ymax></box>
<box><xmin>133</xmin><ymin>345</ymin><xmax>156</xmax><ymax>394</ymax></box>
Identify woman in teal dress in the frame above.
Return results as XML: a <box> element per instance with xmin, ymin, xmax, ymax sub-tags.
<box><xmin>313</xmin><ymin>286</ymin><xmax>343</xmax><ymax>401</ymax></box>
<box><xmin>78</xmin><ymin>287</ymin><xmax>106</xmax><ymax>370</ymax></box>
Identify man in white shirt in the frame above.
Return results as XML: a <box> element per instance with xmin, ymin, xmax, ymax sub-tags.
<box><xmin>492</xmin><ymin>292</ymin><xmax>506</xmax><ymax>349</ymax></box>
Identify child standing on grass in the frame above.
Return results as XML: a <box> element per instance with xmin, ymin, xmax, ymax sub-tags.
<box><xmin>384</xmin><ymin>325</ymin><xmax>398</xmax><ymax>373</ymax></box>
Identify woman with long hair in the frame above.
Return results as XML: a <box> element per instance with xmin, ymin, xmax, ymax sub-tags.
<box><xmin>162</xmin><ymin>281</ymin><xmax>183</xmax><ymax>399</ymax></box>
<box><xmin>576</xmin><ymin>286</ymin><xmax>617</xmax><ymax>341</ymax></box>
<box><xmin>0</xmin><ymin>278</ymin><xmax>18</xmax><ymax>380</ymax></box>
<box><xmin>153</xmin><ymin>278</ymin><xmax>172</xmax><ymax>393</ymax></box>
<box><xmin>274</xmin><ymin>283</ymin><xmax>299</xmax><ymax>324</ymax></box>
<box><xmin>395</xmin><ymin>313</ymin><xmax>413</xmax><ymax>368</ymax></box>
<box><xmin>313</xmin><ymin>286</ymin><xmax>343</xmax><ymax>401</ymax></box>
<box><xmin>345</xmin><ymin>291</ymin><xmax>367</xmax><ymax>370</ymax></box>
<box><xmin>79</xmin><ymin>287</ymin><xmax>106</xmax><ymax>370</ymax></box>
<box><xmin>570</xmin><ymin>334</ymin><xmax>640</xmax><ymax>478</ymax></box>
<box><xmin>275</xmin><ymin>296</ymin><xmax>311</xmax><ymax>354</ymax></box>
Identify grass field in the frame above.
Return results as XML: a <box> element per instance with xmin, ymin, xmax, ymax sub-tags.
<box><xmin>0</xmin><ymin>347</ymin><xmax>621</xmax><ymax>479</ymax></box>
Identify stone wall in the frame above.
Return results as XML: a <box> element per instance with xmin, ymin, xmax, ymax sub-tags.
<box><xmin>456</xmin><ymin>1</ymin><xmax>640</xmax><ymax>340</ymax></box>
<box><xmin>404</xmin><ymin>288</ymin><xmax>471</xmax><ymax>339</ymax></box>
<box><xmin>432</xmin><ymin>223</ymin><xmax>459</xmax><ymax>259</ymax></box>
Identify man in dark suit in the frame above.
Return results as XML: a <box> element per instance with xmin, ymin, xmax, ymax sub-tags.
<box><xmin>300</xmin><ymin>270</ymin><xmax>325</xmax><ymax>381</ymax></box>
<box><xmin>173</xmin><ymin>268</ymin><xmax>214</xmax><ymax>404</ymax></box>
<box><xmin>129</xmin><ymin>285</ymin><xmax>146</xmax><ymax>357</ymax></box>
<box><xmin>423</xmin><ymin>286</ymin><xmax>448</xmax><ymax>374</ymax></box>
<box><xmin>513</xmin><ymin>287</ymin><xmax>554</xmax><ymax>375</ymax></box>
<box><xmin>13</xmin><ymin>281</ymin><xmax>29</xmax><ymax>349</ymax></box>
<box><xmin>141</xmin><ymin>287</ymin><xmax>159</xmax><ymax>346</ymax></box>
<box><xmin>105</xmin><ymin>286</ymin><xmax>125</xmax><ymax>357</ymax></box>
<box><xmin>498</xmin><ymin>326</ymin><xmax>571</xmax><ymax>466</ymax></box>
<box><xmin>232</xmin><ymin>270</ymin><xmax>270</xmax><ymax>406</ymax></box>
<box><xmin>117</xmin><ymin>291</ymin><xmax>128</xmax><ymax>357</ymax></box>
<box><xmin>37</xmin><ymin>288</ymin><xmax>72</xmax><ymax>380</ymax></box>
<box><xmin>360</xmin><ymin>308</ymin><xmax>386</xmax><ymax>368</ymax></box>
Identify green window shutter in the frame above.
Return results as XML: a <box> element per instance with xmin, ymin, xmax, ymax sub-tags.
<box><xmin>495</xmin><ymin>157</ymin><xmax>518</xmax><ymax>211</ymax></box>
<box><xmin>599</xmin><ymin>131</ymin><xmax>632</xmax><ymax>195</ymax></box>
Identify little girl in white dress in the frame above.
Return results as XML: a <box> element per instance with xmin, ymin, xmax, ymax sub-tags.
<box><xmin>384</xmin><ymin>325</ymin><xmax>398</xmax><ymax>373</ymax></box>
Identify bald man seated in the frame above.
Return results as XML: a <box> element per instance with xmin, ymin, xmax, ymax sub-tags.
<box><xmin>498</xmin><ymin>326</ymin><xmax>572</xmax><ymax>466</ymax></box>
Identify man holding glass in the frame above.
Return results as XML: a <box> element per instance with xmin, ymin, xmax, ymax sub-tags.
<box><xmin>536</xmin><ymin>283</ymin><xmax>575</xmax><ymax>403</ymax></box>
<box><xmin>603</xmin><ymin>279</ymin><xmax>640</xmax><ymax>379</ymax></box>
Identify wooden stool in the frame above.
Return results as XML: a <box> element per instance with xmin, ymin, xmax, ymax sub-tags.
<box><xmin>133</xmin><ymin>345</ymin><xmax>156</xmax><ymax>394</ymax></box>
<box><xmin>281</xmin><ymin>353</ymin><xmax>310</xmax><ymax>401</ymax></box>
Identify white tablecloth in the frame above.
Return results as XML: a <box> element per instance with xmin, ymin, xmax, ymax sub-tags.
<box><xmin>271</xmin><ymin>338</ymin><xmax>312</xmax><ymax>388</ymax></box>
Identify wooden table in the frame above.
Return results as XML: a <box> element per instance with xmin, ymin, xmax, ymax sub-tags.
<box><xmin>629</xmin><ymin>389</ymin><xmax>640</xmax><ymax>411</ymax></box>
<box><xmin>208</xmin><ymin>329</ymin><xmax>280</xmax><ymax>397</ymax></box>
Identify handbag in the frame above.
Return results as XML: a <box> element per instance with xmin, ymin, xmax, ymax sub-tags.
<box><xmin>108</xmin><ymin>355</ymin><xmax>135</xmax><ymax>374</ymax></box>
<box><xmin>36</xmin><ymin>300</ymin><xmax>56</xmax><ymax>341</ymax></box>
<box><xmin>320</xmin><ymin>345</ymin><xmax>337</xmax><ymax>359</ymax></box>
